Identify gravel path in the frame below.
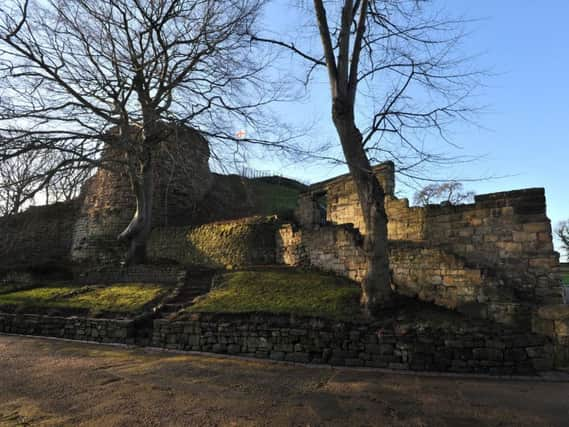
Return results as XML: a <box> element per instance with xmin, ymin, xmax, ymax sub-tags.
<box><xmin>1</xmin><ymin>334</ymin><xmax>568</xmax><ymax>426</ymax></box>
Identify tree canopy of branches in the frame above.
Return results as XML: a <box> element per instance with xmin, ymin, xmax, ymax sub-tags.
<box><xmin>413</xmin><ymin>182</ymin><xmax>475</xmax><ymax>206</ymax></box>
<box><xmin>255</xmin><ymin>0</ymin><xmax>480</xmax><ymax>314</ymax></box>
<box><xmin>0</xmin><ymin>147</ymin><xmax>90</xmax><ymax>216</ymax></box>
<box><xmin>0</xmin><ymin>0</ymin><xmax>284</xmax><ymax>263</ymax></box>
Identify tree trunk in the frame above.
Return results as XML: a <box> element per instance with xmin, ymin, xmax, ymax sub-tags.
<box><xmin>333</xmin><ymin>103</ymin><xmax>392</xmax><ymax>315</ymax></box>
<box><xmin>118</xmin><ymin>159</ymin><xmax>154</xmax><ymax>265</ymax></box>
<box><xmin>117</xmin><ymin>103</ymin><xmax>157</xmax><ymax>265</ymax></box>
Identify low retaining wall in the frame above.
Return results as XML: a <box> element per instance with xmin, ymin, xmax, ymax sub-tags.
<box><xmin>1</xmin><ymin>309</ymin><xmax>562</xmax><ymax>374</ymax></box>
<box><xmin>152</xmin><ymin>312</ymin><xmax>555</xmax><ymax>375</ymax></box>
<box><xmin>0</xmin><ymin>313</ymin><xmax>135</xmax><ymax>344</ymax></box>
<box><xmin>73</xmin><ymin>264</ymin><xmax>184</xmax><ymax>285</ymax></box>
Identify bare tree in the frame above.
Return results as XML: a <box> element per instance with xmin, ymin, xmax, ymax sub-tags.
<box><xmin>254</xmin><ymin>1</ymin><xmax>480</xmax><ymax>314</ymax></box>
<box><xmin>0</xmin><ymin>142</ymin><xmax>90</xmax><ymax>216</ymax></box>
<box><xmin>0</xmin><ymin>150</ymin><xmax>38</xmax><ymax>216</ymax></box>
<box><xmin>556</xmin><ymin>221</ymin><xmax>569</xmax><ymax>261</ymax></box>
<box><xmin>0</xmin><ymin>0</ymin><xmax>287</xmax><ymax>263</ymax></box>
<box><xmin>413</xmin><ymin>182</ymin><xmax>475</xmax><ymax>206</ymax></box>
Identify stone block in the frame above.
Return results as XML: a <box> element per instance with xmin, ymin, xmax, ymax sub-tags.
<box><xmin>285</xmin><ymin>352</ymin><xmax>310</xmax><ymax>363</ymax></box>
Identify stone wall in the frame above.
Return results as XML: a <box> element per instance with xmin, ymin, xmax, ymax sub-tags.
<box><xmin>73</xmin><ymin>264</ymin><xmax>184</xmax><ymax>285</ymax></box>
<box><xmin>147</xmin><ymin>216</ymin><xmax>278</xmax><ymax>268</ymax></box>
<box><xmin>276</xmin><ymin>223</ymin><xmax>367</xmax><ymax>281</ymax></box>
<box><xmin>386</xmin><ymin>189</ymin><xmax>561</xmax><ymax>305</ymax></box>
<box><xmin>532</xmin><ymin>305</ymin><xmax>569</xmax><ymax>367</ymax></box>
<box><xmin>0</xmin><ymin>200</ymin><xmax>80</xmax><ymax>272</ymax></box>
<box><xmin>0</xmin><ymin>313</ymin><xmax>135</xmax><ymax>344</ymax></box>
<box><xmin>289</xmin><ymin>166</ymin><xmax>563</xmax><ymax>319</ymax></box>
<box><xmin>276</xmin><ymin>224</ymin><xmax>531</xmax><ymax>326</ymax></box>
<box><xmin>152</xmin><ymin>312</ymin><xmax>555</xmax><ymax>374</ymax></box>
<box><xmin>295</xmin><ymin>162</ymin><xmax>395</xmax><ymax>232</ymax></box>
<box><xmin>0</xmin><ymin>307</ymin><xmax>561</xmax><ymax>373</ymax></box>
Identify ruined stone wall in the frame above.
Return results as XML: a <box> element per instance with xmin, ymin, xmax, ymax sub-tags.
<box><xmin>292</xmin><ymin>162</ymin><xmax>562</xmax><ymax>311</ymax></box>
<box><xmin>295</xmin><ymin>162</ymin><xmax>395</xmax><ymax>232</ymax></box>
<box><xmin>276</xmin><ymin>223</ymin><xmax>367</xmax><ymax>281</ymax></box>
<box><xmin>71</xmin><ymin>125</ymin><xmax>213</xmax><ymax>264</ymax></box>
<box><xmin>147</xmin><ymin>216</ymin><xmax>278</xmax><ymax>268</ymax></box>
<box><xmin>276</xmin><ymin>224</ymin><xmax>532</xmax><ymax>326</ymax></box>
<box><xmin>0</xmin><ymin>201</ymin><xmax>81</xmax><ymax>272</ymax></box>
<box><xmin>283</xmin><ymin>165</ymin><xmax>563</xmax><ymax>324</ymax></box>
<box><xmin>385</xmin><ymin>188</ymin><xmax>561</xmax><ymax>305</ymax></box>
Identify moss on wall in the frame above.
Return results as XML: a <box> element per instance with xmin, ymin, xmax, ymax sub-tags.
<box><xmin>148</xmin><ymin>216</ymin><xmax>278</xmax><ymax>268</ymax></box>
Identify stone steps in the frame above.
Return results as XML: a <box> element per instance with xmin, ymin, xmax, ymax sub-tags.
<box><xmin>155</xmin><ymin>268</ymin><xmax>217</xmax><ymax>317</ymax></box>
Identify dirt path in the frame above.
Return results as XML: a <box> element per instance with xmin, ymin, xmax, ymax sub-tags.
<box><xmin>0</xmin><ymin>335</ymin><xmax>568</xmax><ymax>426</ymax></box>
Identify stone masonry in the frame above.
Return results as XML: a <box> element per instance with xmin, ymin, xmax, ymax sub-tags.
<box><xmin>70</xmin><ymin>124</ymin><xmax>213</xmax><ymax>264</ymax></box>
<box><xmin>278</xmin><ymin>163</ymin><xmax>564</xmax><ymax>327</ymax></box>
<box><xmin>152</xmin><ymin>312</ymin><xmax>554</xmax><ymax>375</ymax></box>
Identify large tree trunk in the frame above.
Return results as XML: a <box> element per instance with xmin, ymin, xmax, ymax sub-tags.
<box><xmin>117</xmin><ymin>102</ymin><xmax>157</xmax><ymax>265</ymax></box>
<box><xmin>333</xmin><ymin>104</ymin><xmax>392</xmax><ymax>316</ymax></box>
<box><xmin>118</xmin><ymin>158</ymin><xmax>154</xmax><ymax>265</ymax></box>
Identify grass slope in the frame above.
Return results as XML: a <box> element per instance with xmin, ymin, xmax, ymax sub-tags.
<box><xmin>188</xmin><ymin>269</ymin><xmax>362</xmax><ymax>320</ymax></box>
<box><xmin>249</xmin><ymin>181</ymin><xmax>301</xmax><ymax>216</ymax></box>
<box><xmin>0</xmin><ymin>283</ymin><xmax>168</xmax><ymax>315</ymax></box>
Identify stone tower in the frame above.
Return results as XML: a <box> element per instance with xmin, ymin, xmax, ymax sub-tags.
<box><xmin>70</xmin><ymin>124</ymin><xmax>213</xmax><ymax>264</ymax></box>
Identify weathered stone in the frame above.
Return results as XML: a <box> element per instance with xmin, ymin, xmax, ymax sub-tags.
<box><xmin>537</xmin><ymin>305</ymin><xmax>569</xmax><ymax>321</ymax></box>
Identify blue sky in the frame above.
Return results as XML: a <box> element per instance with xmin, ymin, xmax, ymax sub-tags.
<box><xmin>248</xmin><ymin>1</ymin><xmax>569</xmax><ymax>253</ymax></box>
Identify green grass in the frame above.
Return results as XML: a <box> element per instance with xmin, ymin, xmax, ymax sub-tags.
<box><xmin>250</xmin><ymin>181</ymin><xmax>301</xmax><ymax>216</ymax></box>
<box><xmin>188</xmin><ymin>269</ymin><xmax>362</xmax><ymax>320</ymax></box>
<box><xmin>0</xmin><ymin>283</ymin><xmax>168</xmax><ymax>314</ymax></box>
<box><xmin>563</xmin><ymin>274</ymin><xmax>569</xmax><ymax>286</ymax></box>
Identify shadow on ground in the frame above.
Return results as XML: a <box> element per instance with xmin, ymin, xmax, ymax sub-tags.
<box><xmin>0</xmin><ymin>335</ymin><xmax>568</xmax><ymax>426</ymax></box>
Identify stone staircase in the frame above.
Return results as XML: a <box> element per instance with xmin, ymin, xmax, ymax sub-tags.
<box><xmin>157</xmin><ymin>268</ymin><xmax>217</xmax><ymax>316</ymax></box>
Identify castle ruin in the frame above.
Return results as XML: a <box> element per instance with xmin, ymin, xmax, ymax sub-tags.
<box><xmin>0</xmin><ymin>132</ymin><xmax>567</xmax><ymax>367</ymax></box>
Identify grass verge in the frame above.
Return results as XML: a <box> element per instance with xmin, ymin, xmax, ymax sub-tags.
<box><xmin>187</xmin><ymin>268</ymin><xmax>362</xmax><ymax>320</ymax></box>
<box><xmin>0</xmin><ymin>283</ymin><xmax>169</xmax><ymax>316</ymax></box>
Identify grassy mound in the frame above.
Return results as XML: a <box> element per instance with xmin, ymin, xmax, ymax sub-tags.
<box><xmin>562</xmin><ymin>274</ymin><xmax>569</xmax><ymax>286</ymax></box>
<box><xmin>187</xmin><ymin>268</ymin><xmax>362</xmax><ymax>320</ymax></box>
<box><xmin>248</xmin><ymin>180</ymin><xmax>302</xmax><ymax>217</ymax></box>
<box><xmin>0</xmin><ymin>283</ymin><xmax>169</xmax><ymax>316</ymax></box>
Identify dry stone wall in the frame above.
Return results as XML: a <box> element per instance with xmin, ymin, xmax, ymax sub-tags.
<box><xmin>152</xmin><ymin>312</ymin><xmax>555</xmax><ymax>374</ymax></box>
<box><xmin>73</xmin><ymin>264</ymin><xmax>183</xmax><ymax>285</ymax></box>
<box><xmin>0</xmin><ymin>307</ymin><xmax>562</xmax><ymax>373</ymax></box>
<box><xmin>0</xmin><ymin>313</ymin><xmax>135</xmax><ymax>344</ymax></box>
